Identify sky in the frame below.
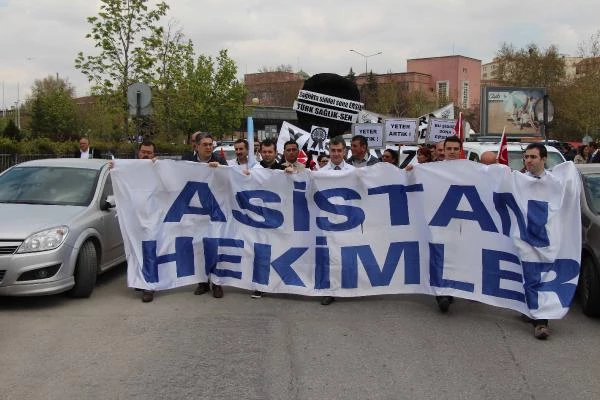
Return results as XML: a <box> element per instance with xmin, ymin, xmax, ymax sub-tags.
<box><xmin>0</xmin><ymin>0</ymin><xmax>598</xmax><ymax>109</ymax></box>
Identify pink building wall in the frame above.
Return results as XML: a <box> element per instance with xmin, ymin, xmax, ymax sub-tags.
<box><xmin>407</xmin><ymin>56</ymin><xmax>481</xmax><ymax>109</ymax></box>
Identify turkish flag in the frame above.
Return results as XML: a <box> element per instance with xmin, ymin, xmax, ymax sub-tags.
<box><xmin>497</xmin><ymin>127</ymin><xmax>509</xmax><ymax>165</ymax></box>
<box><xmin>297</xmin><ymin>149</ymin><xmax>308</xmax><ymax>164</ymax></box>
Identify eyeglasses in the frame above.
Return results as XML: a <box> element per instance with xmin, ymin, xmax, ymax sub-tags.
<box><xmin>318</xmin><ymin>159</ymin><xmax>329</xmax><ymax>165</ymax></box>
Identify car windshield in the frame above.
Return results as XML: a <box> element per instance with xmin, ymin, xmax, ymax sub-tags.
<box><xmin>583</xmin><ymin>174</ymin><xmax>600</xmax><ymax>215</ymax></box>
<box><xmin>0</xmin><ymin>166</ymin><xmax>100</xmax><ymax>206</ymax></box>
<box><xmin>507</xmin><ymin>150</ymin><xmax>564</xmax><ymax>171</ymax></box>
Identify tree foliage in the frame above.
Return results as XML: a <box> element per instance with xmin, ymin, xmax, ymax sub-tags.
<box><xmin>75</xmin><ymin>0</ymin><xmax>169</xmax><ymax>133</ymax></box>
<box><xmin>172</xmin><ymin>49</ymin><xmax>246</xmax><ymax>138</ymax></box>
<box><xmin>493</xmin><ymin>43</ymin><xmax>566</xmax><ymax>88</ymax></box>
<box><xmin>2</xmin><ymin>118</ymin><xmax>21</xmax><ymax>141</ymax></box>
<box><xmin>27</xmin><ymin>75</ymin><xmax>77</xmax><ymax>140</ymax></box>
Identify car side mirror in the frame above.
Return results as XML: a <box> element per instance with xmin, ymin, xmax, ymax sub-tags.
<box><xmin>100</xmin><ymin>195</ymin><xmax>116</xmax><ymax>211</ymax></box>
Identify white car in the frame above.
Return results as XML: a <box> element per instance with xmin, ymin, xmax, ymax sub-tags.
<box><xmin>463</xmin><ymin>142</ymin><xmax>566</xmax><ymax>170</ymax></box>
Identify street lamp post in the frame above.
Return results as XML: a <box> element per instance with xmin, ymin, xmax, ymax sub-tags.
<box><xmin>349</xmin><ymin>49</ymin><xmax>383</xmax><ymax>76</ymax></box>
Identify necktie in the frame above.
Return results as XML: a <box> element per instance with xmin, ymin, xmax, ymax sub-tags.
<box><xmin>334</xmin><ymin>165</ymin><xmax>341</xmax><ymax>170</ymax></box>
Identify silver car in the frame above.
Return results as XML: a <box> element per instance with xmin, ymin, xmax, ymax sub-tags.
<box><xmin>577</xmin><ymin>164</ymin><xmax>600</xmax><ymax>316</ymax></box>
<box><xmin>0</xmin><ymin>158</ymin><xmax>125</xmax><ymax>297</ymax></box>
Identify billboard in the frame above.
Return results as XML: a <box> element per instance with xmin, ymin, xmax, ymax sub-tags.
<box><xmin>480</xmin><ymin>86</ymin><xmax>546</xmax><ymax>136</ymax></box>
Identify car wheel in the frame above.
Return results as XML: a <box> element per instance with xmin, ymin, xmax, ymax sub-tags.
<box><xmin>580</xmin><ymin>256</ymin><xmax>600</xmax><ymax>317</ymax></box>
<box><xmin>67</xmin><ymin>241</ymin><xmax>98</xmax><ymax>298</ymax></box>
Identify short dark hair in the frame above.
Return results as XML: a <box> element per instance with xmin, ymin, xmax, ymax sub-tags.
<box><xmin>444</xmin><ymin>135</ymin><xmax>462</xmax><ymax>148</ymax></box>
<box><xmin>138</xmin><ymin>141</ymin><xmax>156</xmax><ymax>151</ymax></box>
<box><xmin>525</xmin><ymin>143</ymin><xmax>547</xmax><ymax>158</ymax></box>
<box><xmin>195</xmin><ymin>133</ymin><xmax>214</xmax><ymax>144</ymax></box>
<box><xmin>261</xmin><ymin>138</ymin><xmax>277</xmax><ymax>150</ymax></box>
<box><xmin>284</xmin><ymin>140</ymin><xmax>299</xmax><ymax>150</ymax></box>
<box><xmin>329</xmin><ymin>136</ymin><xmax>346</xmax><ymax>147</ymax></box>
<box><xmin>234</xmin><ymin>138</ymin><xmax>248</xmax><ymax>149</ymax></box>
<box><xmin>351</xmin><ymin>135</ymin><xmax>368</xmax><ymax>147</ymax></box>
<box><xmin>317</xmin><ymin>154</ymin><xmax>329</xmax><ymax>163</ymax></box>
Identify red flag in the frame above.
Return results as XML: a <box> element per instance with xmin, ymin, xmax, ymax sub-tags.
<box><xmin>497</xmin><ymin>127</ymin><xmax>509</xmax><ymax>165</ymax></box>
<box><xmin>454</xmin><ymin>111</ymin><xmax>466</xmax><ymax>159</ymax></box>
<box><xmin>219</xmin><ymin>147</ymin><xmax>226</xmax><ymax>159</ymax></box>
<box><xmin>297</xmin><ymin>149</ymin><xmax>308</xmax><ymax>164</ymax></box>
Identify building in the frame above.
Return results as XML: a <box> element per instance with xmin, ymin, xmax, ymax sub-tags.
<box><xmin>407</xmin><ymin>55</ymin><xmax>482</xmax><ymax>109</ymax></box>
<box><xmin>244</xmin><ymin>71</ymin><xmax>305</xmax><ymax>107</ymax></box>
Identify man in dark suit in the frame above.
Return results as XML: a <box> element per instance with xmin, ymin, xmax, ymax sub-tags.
<box><xmin>73</xmin><ymin>137</ymin><xmax>97</xmax><ymax>159</ymax></box>
<box><xmin>181</xmin><ymin>131</ymin><xmax>201</xmax><ymax>161</ymax></box>
<box><xmin>189</xmin><ymin>133</ymin><xmax>228</xmax><ymax>299</ymax></box>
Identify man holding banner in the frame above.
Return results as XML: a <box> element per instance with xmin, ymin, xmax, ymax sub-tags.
<box><xmin>347</xmin><ymin>135</ymin><xmax>379</xmax><ymax>168</ymax></box>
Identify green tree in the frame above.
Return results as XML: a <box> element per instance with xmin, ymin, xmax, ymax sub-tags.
<box><xmin>75</xmin><ymin>0</ymin><xmax>169</xmax><ymax>135</ymax></box>
<box><xmin>3</xmin><ymin>118</ymin><xmax>21</xmax><ymax>141</ymax></box>
<box><xmin>28</xmin><ymin>75</ymin><xmax>78</xmax><ymax>140</ymax></box>
<box><xmin>553</xmin><ymin>31</ymin><xmax>600</xmax><ymax>139</ymax></box>
<box><xmin>173</xmin><ymin>49</ymin><xmax>246</xmax><ymax>137</ymax></box>
<box><xmin>151</xmin><ymin>21</ymin><xmax>195</xmax><ymax>141</ymax></box>
<box><xmin>493</xmin><ymin>43</ymin><xmax>566</xmax><ymax>88</ymax></box>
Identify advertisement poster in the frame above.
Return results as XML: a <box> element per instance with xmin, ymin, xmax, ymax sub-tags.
<box><xmin>481</xmin><ymin>87</ymin><xmax>546</xmax><ymax>136</ymax></box>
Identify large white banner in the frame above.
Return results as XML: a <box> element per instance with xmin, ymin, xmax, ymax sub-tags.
<box><xmin>111</xmin><ymin>160</ymin><xmax>581</xmax><ymax>319</ymax></box>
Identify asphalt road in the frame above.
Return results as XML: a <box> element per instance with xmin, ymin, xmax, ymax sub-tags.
<box><xmin>1</xmin><ymin>265</ymin><xmax>599</xmax><ymax>400</ymax></box>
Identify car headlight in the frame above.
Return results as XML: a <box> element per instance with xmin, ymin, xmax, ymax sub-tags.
<box><xmin>17</xmin><ymin>226</ymin><xmax>69</xmax><ymax>253</ymax></box>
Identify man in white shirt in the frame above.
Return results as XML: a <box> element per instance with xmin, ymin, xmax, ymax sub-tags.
<box><xmin>74</xmin><ymin>137</ymin><xmax>95</xmax><ymax>159</ymax></box>
<box><xmin>228</xmin><ymin>138</ymin><xmax>249</xmax><ymax>170</ymax></box>
<box><xmin>321</xmin><ymin>136</ymin><xmax>355</xmax><ymax>171</ymax></box>
<box><xmin>318</xmin><ymin>136</ymin><xmax>354</xmax><ymax>306</ymax></box>
<box><xmin>521</xmin><ymin>143</ymin><xmax>551</xmax><ymax>340</ymax></box>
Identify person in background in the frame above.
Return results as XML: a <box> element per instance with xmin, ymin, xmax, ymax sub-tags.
<box><xmin>229</xmin><ymin>138</ymin><xmax>249</xmax><ymax>169</ymax></box>
<box><xmin>74</xmin><ymin>137</ymin><xmax>97</xmax><ymax>159</ymax></box>
<box><xmin>382</xmin><ymin>149</ymin><xmax>399</xmax><ymax>166</ymax></box>
<box><xmin>181</xmin><ymin>131</ymin><xmax>201</xmax><ymax>161</ymax></box>
<box><xmin>347</xmin><ymin>135</ymin><xmax>379</xmax><ymax>167</ymax></box>
<box><xmin>317</xmin><ymin>154</ymin><xmax>330</xmax><ymax>169</ymax></box>
<box><xmin>574</xmin><ymin>145</ymin><xmax>590</xmax><ymax>164</ymax></box>
<box><xmin>479</xmin><ymin>151</ymin><xmax>497</xmax><ymax>165</ymax></box>
<box><xmin>416</xmin><ymin>146</ymin><xmax>433</xmax><ymax>164</ymax></box>
<box><xmin>433</xmin><ymin>141</ymin><xmax>445</xmax><ymax>162</ymax></box>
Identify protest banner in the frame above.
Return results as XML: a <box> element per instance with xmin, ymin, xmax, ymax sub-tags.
<box><xmin>111</xmin><ymin>160</ymin><xmax>581</xmax><ymax>319</ymax></box>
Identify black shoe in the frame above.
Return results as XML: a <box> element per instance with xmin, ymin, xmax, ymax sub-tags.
<box><xmin>437</xmin><ymin>296</ymin><xmax>451</xmax><ymax>313</ymax></box>
<box><xmin>321</xmin><ymin>296</ymin><xmax>335</xmax><ymax>306</ymax></box>
<box><xmin>194</xmin><ymin>282</ymin><xmax>210</xmax><ymax>295</ymax></box>
<box><xmin>251</xmin><ymin>290</ymin><xmax>263</xmax><ymax>299</ymax></box>
<box><xmin>141</xmin><ymin>290</ymin><xmax>154</xmax><ymax>303</ymax></box>
<box><xmin>212</xmin><ymin>284</ymin><xmax>224</xmax><ymax>298</ymax></box>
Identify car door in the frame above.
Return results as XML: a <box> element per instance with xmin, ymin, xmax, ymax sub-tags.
<box><xmin>98</xmin><ymin>173</ymin><xmax>124</xmax><ymax>269</ymax></box>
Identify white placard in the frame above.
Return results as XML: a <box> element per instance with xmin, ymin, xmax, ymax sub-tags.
<box><xmin>384</xmin><ymin>118</ymin><xmax>418</xmax><ymax>143</ymax></box>
<box><xmin>352</xmin><ymin>123</ymin><xmax>384</xmax><ymax>149</ymax></box>
<box><xmin>427</xmin><ymin>118</ymin><xmax>458</xmax><ymax>142</ymax></box>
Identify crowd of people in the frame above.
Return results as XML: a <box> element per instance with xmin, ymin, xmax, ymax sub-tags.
<box><xmin>80</xmin><ymin>130</ymin><xmax>564</xmax><ymax>340</ymax></box>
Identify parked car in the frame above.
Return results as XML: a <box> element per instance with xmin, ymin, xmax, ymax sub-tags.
<box><xmin>576</xmin><ymin>164</ymin><xmax>600</xmax><ymax>316</ymax></box>
<box><xmin>0</xmin><ymin>158</ymin><xmax>125</xmax><ymax>297</ymax></box>
<box><xmin>463</xmin><ymin>142</ymin><xmax>566</xmax><ymax>170</ymax></box>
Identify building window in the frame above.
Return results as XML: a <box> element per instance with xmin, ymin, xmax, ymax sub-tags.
<box><xmin>461</xmin><ymin>81</ymin><xmax>470</xmax><ymax>108</ymax></box>
<box><xmin>436</xmin><ymin>80</ymin><xmax>449</xmax><ymax>99</ymax></box>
